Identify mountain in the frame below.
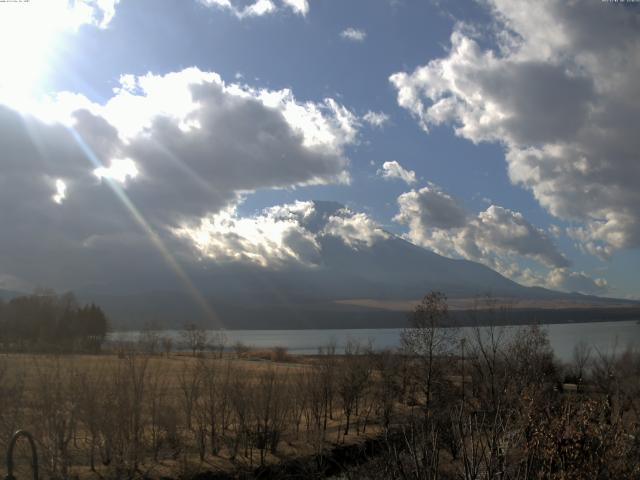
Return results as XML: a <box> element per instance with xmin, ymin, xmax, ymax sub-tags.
<box><xmin>75</xmin><ymin>201</ymin><xmax>638</xmax><ymax>330</ymax></box>
<box><xmin>0</xmin><ymin>289</ymin><xmax>21</xmax><ymax>301</ymax></box>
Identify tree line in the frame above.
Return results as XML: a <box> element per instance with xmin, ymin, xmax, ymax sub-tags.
<box><xmin>0</xmin><ymin>290</ymin><xmax>108</xmax><ymax>352</ymax></box>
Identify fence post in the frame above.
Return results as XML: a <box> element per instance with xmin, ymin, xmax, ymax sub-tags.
<box><xmin>5</xmin><ymin>430</ymin><xmax>38</xmax><ymax>480</ymax></box>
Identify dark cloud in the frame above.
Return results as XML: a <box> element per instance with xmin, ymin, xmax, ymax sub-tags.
<box><xmin>0</xmin><ymin>70</ymin><xmax>355</xmax><ymax>291</ymax></box>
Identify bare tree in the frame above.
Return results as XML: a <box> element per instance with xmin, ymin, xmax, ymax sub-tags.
<box><xmin>373</xmin><ymin>349</ymin><xmax>402</xmax><ymax>430</ymax></box>
<box><xmin>138</xmin><ymin>320</ymin><xmax>161</xmax><ymax>355</ymax></box>
<box><xmin>180</xmin><ymin>322</ymin><xmax>209</xmax><ymax>357</ymax></box>
<box><xmin>401</xmin><ymin>291</ymin><xmax>457</xmax><ymax>414</ymax></box>
<box><xmin>318</xmin><ymin>339</ymin><xmax>337</xmax><ymax>431</ymax></box>
<box><xmin>31</xmin><ymin>358</ymin><xmax>79</xmax><ymax>478</ymax></box>
<box><xmin>178</xmin><ymin>361</ymin><xmax>201</xmax><ymax>431</ymax></box>
<box><xmin>468</xmin><ymin>296</ymin><xmax>510</xmax><ymax>412</ymax></box>
<box><xmin>572</xmin><ymin>340</ymin><xmax>592</xmax><ymax>392</ymax></box>
<box><xmin>161</xmin><ymin>335</ymin><xmax>173</xmax><ymax>357</ymax></box>
<box><xmin>337</xmin><ymin>340</ymin><xmax>372</xmax><ymax>436</ymax></box>
<box><xmin>146</xmin><ymin>361</ymin><xmax>171</xmax><ymax>462</ymax></box>
<box><xmin>233</xmin><ymin>340</ymin><xmax>250</xmax><ymax>358</ymax></box>
<box><xmin>210</xmin><ymin>329</ymin><xmax>227</xmax><ymax>358</ymax></box>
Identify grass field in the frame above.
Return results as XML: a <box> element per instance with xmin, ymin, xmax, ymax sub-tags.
<box><xmin>0</xmin><ymin>350</ymin><xmax>385</xmax><ymax>479</ymax></box>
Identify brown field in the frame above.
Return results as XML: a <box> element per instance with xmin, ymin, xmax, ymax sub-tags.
<box><xmin>0</xmin><ymin>318</ymin><xmax>638</xmax><ymax>480</ymax></box>
<box><xmin>0</xmin><ymin>349</ymin><xmax>385</xmax><ymax>480</ymax></box>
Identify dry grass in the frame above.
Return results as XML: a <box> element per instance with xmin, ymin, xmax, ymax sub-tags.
<box><xmin>0</xmin><ymin>351</ymin><xmax>383</xmax><ymax>480</ymax></box>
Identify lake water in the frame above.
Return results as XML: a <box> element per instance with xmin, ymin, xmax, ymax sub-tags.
<box><xmin>114</xmin><ymin>320</ymin><xmax>640</xmax><ymax>362</ymax></box>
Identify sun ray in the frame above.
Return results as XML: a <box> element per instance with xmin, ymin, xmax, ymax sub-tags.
<box><xmin>66</xmin><ymin>127</ymin><xmax>223</xmax><ymax>328</ymax></box>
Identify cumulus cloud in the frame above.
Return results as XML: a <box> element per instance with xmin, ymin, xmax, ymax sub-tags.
<box><xmin>546</xmin><ymin>268</ymin><xmax>608</xmax><ymax>296</ymax></box>
<box><xmin>322</xmin><ymin>210</ymin><xmax>389</xmax><ymax>249</ymax></box>
<box><xmin>281</xmin><ymin>0</ymin><xmax>309</xmax><ymax>16</ymax></box>
<box><xmin>175</xmin><ymin>201</ymin><xmax>389</xmax><ymax>265</ymax></box>
<box><xmin>394</xmin><ymin>183</ymin><xmax>570</xmax><ymax>283</ymax></box>
<box><xmin>0</xmin><ymin>69</ymin><xmax>359</xmax><ymax>290</ymax></box>
<box><xmin>377</xmin><ymin>161</ymin><xmax>417</xmax><ymax>185</ymax></box>
<box><xmin>174</xmin><ymin>202</ymin><xmax>322</xmax><ymax>268</ymax></box>
<box><xmin>395</xmin><ymin>184</ymin><xmax>467</xmax><ymax>230</ymax></box>
<box><xmin>199</xmin><ymin>0</ymin><xmax>307</xmax><ymax>18</ymax></box>
<box><xmin>340</xmin><ymin>27</ymin><xmax>367</xmax><ymax>42</ymax></box>
<box><xmin>390</xmin><ymin>1</ymin><xmax>640</xmax><ymax>258</ymax></box>
<box><xmin>363</xmin><ymin>110</ymin><xmax>390</xmax><ymax>128</ymax></box>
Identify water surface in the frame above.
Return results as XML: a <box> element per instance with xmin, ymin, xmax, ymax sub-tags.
<box><xmin>114</xmin><ymin>320</ymin><xmax>640</xmax><ymax>362</ymax></box>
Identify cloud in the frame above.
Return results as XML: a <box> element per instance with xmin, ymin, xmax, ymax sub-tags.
<box><xmin>394</xmin><ymin>183</ymin><xmax>570</xmax><ymax>279</ymax></box>
<box><xmin>390</xmin><ymin>1</ymin><xmax>640</xmax><ymax>259</ymax></box>
<box><xmin>377</xmin><ymin>161</ymin><xmax>417</xmax><ymax>185</ymax></box>
<box><xmin>199</xmin><ymin>0</ymin><xmax>307</xmax><ymax>18</ymax></box>
<box><xmin>174</xmin><ymin>202</ymin><xmax>322</xmax><ymax>268</ymax></box>
<box><xmin>395</xmin><ymin>184</ymin><xmax>467</xmax><ymax>230</ymax></box>
<box><xmin>87</xmin><ymin>0</ymin><xmax>121</xmax><ymax>28</ymax></box>
<box><xmin>546</xmin><ymin>268</ymin><xmax>608</xmax><ymax>296</ymax></box>
<box><xmin>363</xmin><ymin>110</ymin><xmax>390</xmax><ymax>128</ymax></box>
<box><xmin>176</xmin><ymin>201</ymin><xmax>389</xmax><ymax>265</ymax></box>
<box><xmin>322</xmin><ymin>210</ymin><xmax>389</xmax><ymax>249</ymax></box>
<box><xmin>340</xmin><ymin>27</ymin><xmax>367</xmax><ymax>42</ymax></box>
<box><xmin>281</xmin><ymin>0</ymin><xmax>309</xmax><ymax>16</ymax></box>
<box><xmin>0</xmin><ymin>69</ymin><xmax>358</xmax><ymax>290</ymax></box>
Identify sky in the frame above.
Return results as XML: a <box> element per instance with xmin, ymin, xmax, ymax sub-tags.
<box><xmin>0</xmin><ymin>0</ymin><xmax>639</xmax><ymax>299</ymax></box>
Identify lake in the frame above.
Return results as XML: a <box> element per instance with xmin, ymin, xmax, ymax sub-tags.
<box><xmin>114</xmin><ymin>320</ymin><xmax>640</xmax><ymax>362</ymax></box>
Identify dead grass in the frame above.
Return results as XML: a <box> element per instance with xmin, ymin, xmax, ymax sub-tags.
<box><xmin>0</xmin><ymin>351</ymin><xmax>382</xmax><ymax>480</ymax></box>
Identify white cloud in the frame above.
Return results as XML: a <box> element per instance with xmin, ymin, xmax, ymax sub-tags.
<box><xmin>340</xmin><ymin>27</ymin><xmax>367</xmax><ymax>42</ymax></box>
<box><xmin>93</xmin><ymin>158</ymin><xmax>138</xmax><ymax>183</ymax></box>
<box><xmin>394</xmin><ymin>183</ymin><xmax>570</xmax><ymax>279</ymax></box>
<box><xmin>200</xmin><ymin>0</ymin><xmax>275</xmax><ymax>18</ymax></box>
<box><xmin>322</xmin><ymin>210</ymin><xmax>389</xmax><ymax>249</ymax></box>
<box><xmin>52</xmin><ymin>179</ymin><xmax>67</xmax><ymax>205</ymax></box>
<box><xmin>377</xmin><ymin>161</ymin><xmax>417</xmax><ymax>185</ymax></box>
<box><xmin>390</xmin><ymin>1</ymin><xmax>640</xmax><ymax>259</ymax></box>
<box><xmin>175</xmin><ymin>202</ymin><xmax>321</xmax><ymax>268</ymax></box>
<box><xmin>281</xmin><ymin>0</ymin><xmax>309</xmax><ymax>16</ymax></box>
<box><xmin>363</xmin><ymin>110</ymin><xmax>390</xmax><ymax>128</ymax></box>
<box><xmin>242</xmin><ymin>0</ymin><xmax>276</xmax><ymax>17</ymax></box>
<box><xmin>200</xmin><ymin>0</ymin><xmax>309</xmax><ymax>18</ymax></box>
<box><xmin>546</xmin><ymin>268</ymin><xmax>608</xmax><ymax>296</ymax></box>
<box><xmin>395</xmin><ymin>184</ymin><xmax>467</xmax><ymax>230</ymax></box>
<box><xmin>175</xmin><ymin>201</ymin><xmax>390</xmax><ymax>266</ymax></box>
<box><xmin>548</xmin><ymin>224</ymin><xmax>562</xmax><ymax>238</ymax></box>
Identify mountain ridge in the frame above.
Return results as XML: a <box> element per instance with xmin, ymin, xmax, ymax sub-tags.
<box><xmin>3</xmin><ymin>201</ymin><xmax>637</xmax><ymax>329</ymax></box>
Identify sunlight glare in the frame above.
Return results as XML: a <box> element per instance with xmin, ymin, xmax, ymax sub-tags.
<box><xmin>0</xmin><ymin>0</ymin><xmax>94</xmax><ymax>108</ymax></box>
<box><xmin>94</xmin><ymin>158</ymin><xmax>139</xmax><ymax>183</ymax></box>
<box><xmin>52</xmin><ymin>178</ymin><xmax>67</xmax><ymax>204</ymax></box>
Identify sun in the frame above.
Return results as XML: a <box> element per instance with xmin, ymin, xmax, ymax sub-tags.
<box><xmin>0</xmin><ymin>0</ymin><xmax>103</xmax><ymax>109</ymax></box>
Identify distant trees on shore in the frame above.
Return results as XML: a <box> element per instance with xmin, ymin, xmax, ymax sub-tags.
<box><xmin>0</xmin><ymin>290</ymin><xmax>108</xmax><ymax>352</ymax></box>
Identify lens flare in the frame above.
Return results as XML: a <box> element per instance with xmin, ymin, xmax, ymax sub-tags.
<box><xmin>67</xmin><ymin>127</ymin><xmax>222</xmax><ymax>328</ymax></box>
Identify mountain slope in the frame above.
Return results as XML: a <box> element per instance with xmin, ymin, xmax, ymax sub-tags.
<box><xmin>75</xmin><ymin>201</ymin><xmax>637</xmax><ymax>329</ymax></box>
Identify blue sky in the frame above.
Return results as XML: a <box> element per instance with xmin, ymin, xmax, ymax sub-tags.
<box><xmin>0</xmin><ymin>0</ymin><xmax>639</xmax><ymax>298</ymax></box>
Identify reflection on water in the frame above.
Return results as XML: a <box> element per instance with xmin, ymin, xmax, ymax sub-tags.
<box><xmin>113</xmin><ymin>320</ymin><xmax>639</xmax><ymax>362</ymax></box>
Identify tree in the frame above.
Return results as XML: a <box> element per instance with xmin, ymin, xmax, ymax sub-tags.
<box><xmin>138</xmin><ymin>320</ymin><xmax>161</xmax><ymax>355</ymax></box>
<box><xmin>572</xmin><ymin>340</ymin><xmax>592</xmax><ymax>392</ymax></box>
<box><xmin>210</xmin><ymin>329</ymin><xmax>227</xmax><ymax>358</ymax></box>
<box><xmin>468</xmin><ymin>295</ymin><xmax>510</xmax><ymax>412</ymax></box>
<box><xmin>401</xmin><ymin>291</ymin><xmax>457</xmax><ymax>413</ymax></box>
<box><xmin>0</xmin><ymin>292</ymin><xmax>108</xmax><ymax>352</ymax></box>
<box><xmin>337</xmin><ymin>340</ymin><xmax>372</xmax><ymax>436</ymax></box>
<box><xmin>180</xmin><ymin>322</ymin><xmax>208</xmax><ymax>357</ymax></box>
